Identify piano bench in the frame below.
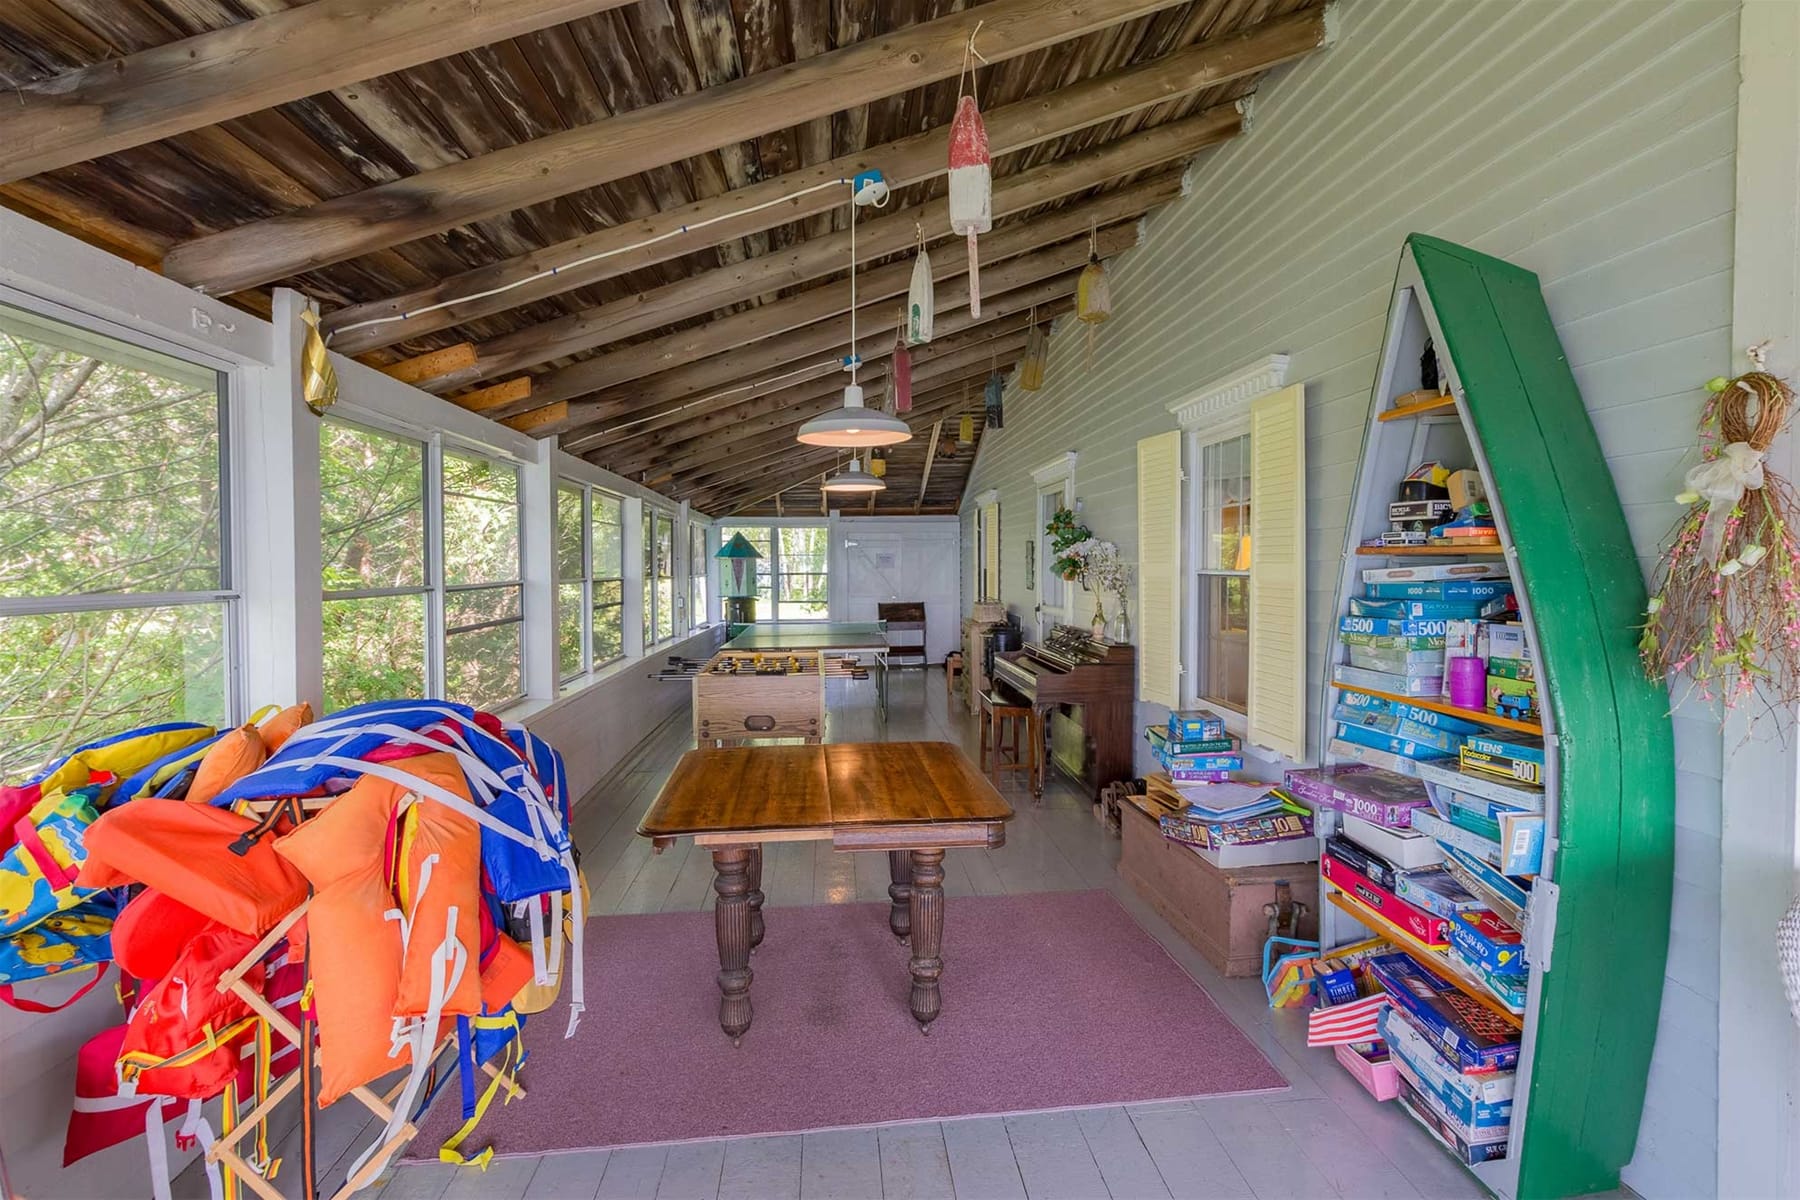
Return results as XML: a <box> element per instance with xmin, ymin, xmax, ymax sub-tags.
<box><xmin>978</xmin><ymin>690</ymin><xmax>1043</xmax><ymax>801</ymax></box>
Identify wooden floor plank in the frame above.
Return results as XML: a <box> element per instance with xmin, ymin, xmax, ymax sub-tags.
<box><xmin>1001</xmin><ymin>1111</ymin><xmax>1109</xmax><ymax>1200</ymax></box>
<box><xmin>596</xmin><ymin>1146</ymin><xmax>670</xmax><ymax>1200</ymax></box>
<box><xmin>717</xmin><ymin>1135</ymin><xmax>803</xmax><ymax>1200</ymax></box>
<box><xmin>654</xmin><ymin>1140</ymin><xmax>726</xmax><ymax>1200</ymax></box>
<box><xmin>522</xmin><ymin>1149</ymin><xmax>612</xmax><ymax>1200</ymax></box>
<box><xmin>799</xmin><ymin>1128</ymin><xmax>882</xmax><ymax>1200</ymax></box>
<box><xmin>875</xmin><ymin>1122</ymin><xmax>955</xmax><ymax>1199</ymax></box>
<box><xmin>1192</xmin><ymin>1098</ymin><xmax>1342</xmax><ymax>1200</ymax></box>
<box><xmin>941</xmin><ymin>1118</ymin><xmax>1027</xmax><ymax>1200</ymax></box>
<box><xmin>1074</xmin><ymin>1105</ymin><xmax>1172</xmax><ymax>1200</ymax></box>
<box><xmin>1266</xmin><ymin>1098</ymin><xmax>1424</xmax><ymax>1199</ymax></box>
<box><xmin>1127</xmin><ymin>1105</ymin><xmax>1257</xmax><ymax>1199</ymax></box>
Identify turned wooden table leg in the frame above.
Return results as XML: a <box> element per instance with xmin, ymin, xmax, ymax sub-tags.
<box><xmin>887</xmin><ymin>850</ymin><xmax>912</xmax><ymax>939</ymax></box>
<box><xmin>748</xmin><ymin>844</ymin><xmax>765</xmax><ymax>950</ymax></box>
<box><xmin>907</xmin><ymin>848</ymin><xmax>945</xmax><ymax>1032</ymax></box>
<box><xmin>711</xmin><ymin>847</ymin><xmax>755</xmax><ymax>1044</ymax></box>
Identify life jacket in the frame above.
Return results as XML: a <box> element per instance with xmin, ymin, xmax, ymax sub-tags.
<box><xmin>0</xmin><ymin>784</ymin><xmax>103</xmax><ymax>938</ymax></box>
<box><xmin>112</xmin><ymin>888</ymin><xmax>227</xmax><ymax>983</ymax></box>
<box><xmin>0</xmin><ymin>722</ymin><xmax>215</xmax><ymax>853</ymax></box>
<box><xmin>77</xmin><ymin>800</ymin><xmax>308</xmax><ymax>936</ymax></box>
<box><xmin>119</xmin><ymin>927</ymin><xmax>264</xmax><ymax>1100</ymax></box>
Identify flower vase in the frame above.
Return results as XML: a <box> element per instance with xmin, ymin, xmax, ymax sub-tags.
<box><xmin>1091</xmin><ymin>598</ymin><xmax>1107</xmax><ymax>639</ymax></box>
<box><xmin>1111</xmin><ymin>596</ymin><xmax>1131</xmax><ymax>644</ymax></box>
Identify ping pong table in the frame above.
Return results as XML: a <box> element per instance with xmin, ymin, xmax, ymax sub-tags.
<box><xmin>722</xmin><ymin>620</ymin><xmax>892</xmax><ymax>718</ymax></box>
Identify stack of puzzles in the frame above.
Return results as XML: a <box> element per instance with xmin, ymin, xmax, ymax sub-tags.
<box><xmin>1336</xmin><ymin>567</ymin><xmax>1514</xmax><ymax>699</ymax></box>
<box><xmin>1142</xmin><ymin>711</ymin><xmax>1314</xmax><ymax>868</ymax></box>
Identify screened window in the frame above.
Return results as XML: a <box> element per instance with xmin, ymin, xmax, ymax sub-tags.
<box><xmin>716</xmin><ymin>523</ymin><xmax>829</xmax><ymax>621</ymax></box>
<box><xmin>556</xmin><ymin>482</ymin><xmax>587</xmax><ymax>681</ymax></box>
<box><xmin>689</xmin><ymin>523</ymin><xmax>709</xmax><ymax>627</ymax></box>
<box><xmin>321</xmin><ymin>420</ymin><xmax>428</xmax><ymax>711</ymax></box>
<box><xmin>1197</xmin><ymin>432</ymin><xmax>1251</xmax><ymax>713</ymax></box>
<box><xmin>592</xmin><ymin>492</ymin><xmax>624</xmax><ymax>665</ymax></box>
<box><xmin>644</xmin><ymin>511</ymin><xmax>675</xmax><ymax>643</ymax></box>
<box><xmin>0</xmin><ymin>302</ymin><xmax>232</xmax><ymax>776</ymax></box>
<box><xmin>441</xmin><ymin>452</ymin><xmax>523</xmax><ymax>708</ymax></box>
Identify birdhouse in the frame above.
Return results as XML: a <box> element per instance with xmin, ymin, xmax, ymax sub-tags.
<box><xmin>715</xmin><ymin>532</ymin><xmax>762</xmax><ymax>599</ymax></box>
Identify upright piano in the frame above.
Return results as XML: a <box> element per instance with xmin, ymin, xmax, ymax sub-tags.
<box><xmin>991</xmin><ymin>624</ymin><xmax>1136</xmax><ymax>799</ymax></box>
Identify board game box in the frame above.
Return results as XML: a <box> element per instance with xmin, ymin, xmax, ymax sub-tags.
<box><xmin>1322</xmin><ymin>850</ymin><xmax>1450</xmax><ymax>946</ymax></box>
<box><xmin>1395</xmin><ymin>1079</ymin><xmax>1510</xmax><ymax>1165</ymax></box>
<box><xmin>1334</xmin><ymin>721</ymin><xmax>1460</xmax><ymax>762</ymax></box>
<box><xmin>1365</xmin><ymin>580</ymin><xmax>1515</xmax><ymax>602</ymax></box>
<box><xmin>1413</xmin><ymin>758</ymin><xmax>1544</xmax><ymax>812</ymax></box>
<box><xmin>1361</xmin><ymin>563</ymin><xmax>1510</xmax><ymax>585</ymax></box>
<box><xmin>1341</xmin><ymin>814</ymin><xmax>1445</xmax><ymax>869</ymax></box>
<box><xmin>1393</xmin><ymin>866</ymin><xmax>1486</xmax><ymax>919</ymax></box>
<box><xmin>1365</xmin><ymin>952</ymin><xmax>1521</xmax><ymax>1073</ymax></box>
<box><xmin>1379</xmin><ymin>1007</ymin><xmax>1515</xmax><ymax>1129</ymax></box>
<box><xmin>1447</xmin><ymin>910</ymin><xmax>1526</xmax><ymax>975</ymax></box>
<box><xmin>1334</xmin><ymin>664</ymin><xmax>1444</xmax><ymax>697</ymax></box>
<box><xmin>1349</xmin><ymin>597</ymin><xmax>1488</xmax><ymax>620</ymax></box>
<box><xmin>1168</xmin><ymin>709</ymin><xmax>1227</xmax><ymax>740</ymax></box>
<box><xmin>1340</xmin><ymin>615</ymin><xmax>1453</xmax><ymax>638</ymax></box>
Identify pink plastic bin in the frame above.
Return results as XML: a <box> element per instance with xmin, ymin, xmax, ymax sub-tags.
<box><xmin>1336</xmin><ymin>1042</ymin><xmax>1402</xmax><ymax>1101</ymax></box>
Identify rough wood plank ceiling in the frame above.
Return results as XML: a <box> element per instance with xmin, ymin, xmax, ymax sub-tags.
<box><xmin>0</xmin><ymin>0</ymin><xmax>1319</xmax><ymax>517</ymax></box>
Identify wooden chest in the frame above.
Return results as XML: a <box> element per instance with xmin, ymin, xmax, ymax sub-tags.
<box><xmin>693</xmin><ymin>651</ymin><xmax>825</xmax><ymax>745</ymax></box>
<box><xmin>1117</xmin><ymin>797</ymin><xmax>1318</xmax><ymax>977</ymax></box>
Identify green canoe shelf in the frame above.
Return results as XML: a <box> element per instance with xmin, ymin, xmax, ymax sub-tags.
<box><xmin>1319</xmin><ymin>235</ymin><xmax>1675</xmax><ymax>1199</ymax></box>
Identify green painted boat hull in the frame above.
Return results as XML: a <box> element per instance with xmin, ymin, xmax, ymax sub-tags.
<box><xmin>1409</xmin><ymin>234</ymin><xmax>1675</xmax><ymax>1198</ymax></box>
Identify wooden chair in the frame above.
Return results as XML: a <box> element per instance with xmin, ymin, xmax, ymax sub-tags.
<box><xmin>944</xmin><ymin>651</ymin><xmax>964</xmax><ymax>701</ymax></box>
<box><xmin>978</xmin><ymin>689</ymin><xmax>1041</xmax><ymax>800</ymax></box>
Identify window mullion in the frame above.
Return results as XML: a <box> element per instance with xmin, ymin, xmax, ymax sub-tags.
<box><xmin>426</xmin><ymin>433</ymin><xmax>447</xmax><ymax>700</ymax></box>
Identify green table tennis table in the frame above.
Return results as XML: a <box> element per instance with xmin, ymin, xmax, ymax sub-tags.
<box><xmin>722</xmin><ymin>620</ymin><xmax>892</xmax><ymax>718</ymax></box>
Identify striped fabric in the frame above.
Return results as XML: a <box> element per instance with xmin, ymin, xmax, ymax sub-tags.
<box><xmin>1307</xmin><ymin>992</ymin><xmax>1390</xmax><ymax>1047</ymax></box>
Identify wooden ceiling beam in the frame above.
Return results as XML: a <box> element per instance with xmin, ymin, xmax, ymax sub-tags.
<box><xmin>553</xmin><ymin>276</ymin><xmax>1076</xmax><ymax>449</ymax></box>
<box><xmin>530</xmin><ymin>221</ymin><xmax>1136</xmax><ymax>430</ymax></box>
<box><xmin>601</xmin><ymin>323</ymin><xmax>1044</xmax><ymax>479</ymax></box>
<box><xmin>424</xmin><ymin>124</ymin><xmax>1205</xmax><ymax>393</ymax></box>
<box><xmin>159</xmin><ymin>0</ymin><xmax>1202</xmax><ymax>295</ymax></box>
<box><xmin>319</xmin><ymin>8</ymin><xmax>1328</xmax><ymax>355</ymax></box>
<box><xmin>915</xmin><ymin>419</ymin><xmax>945</xmax><ymax>515</ymax></box>
<box><xmin>678</xmin><ymin>379</ymin><xmax>989</xmax><ymax>504</ymax></box>
<box><xmin>596</xmin><ymin>331</ymin><xmax>1028</xmax><ymax>478</ymax></box>
<box><xmin>638</xmin><ymin>341</ymin><xmax>1022</xmax><ymax>484</ymax></box>
<box><xmin>0</xmin><ymin>0</ymin><xmax>638</xmax><ymax>185</ymax></box>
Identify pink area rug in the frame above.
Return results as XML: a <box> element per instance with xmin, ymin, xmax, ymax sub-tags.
<box><xmin>407</xmin><ymin>890</ymin><xmax>1287</xmax><ymax>1156</ymax></box>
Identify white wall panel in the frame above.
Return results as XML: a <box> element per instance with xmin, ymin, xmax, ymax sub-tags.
<box><xmin>959</xmin><ymin>2</ymin><xmax>1737</xmax><ymax>1191</ymax></box>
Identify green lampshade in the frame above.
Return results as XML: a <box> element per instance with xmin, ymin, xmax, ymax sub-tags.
<box><xmin>716</xmin><ymin>532</ymin><xmax>762</xmax><ymax>598</ymax></box>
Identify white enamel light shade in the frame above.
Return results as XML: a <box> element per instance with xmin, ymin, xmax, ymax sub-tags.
<box><xmin>820</xmin><ymin>456</ymin><xmax>886</xmax><ymax>493</ymax></box>
<box><xmin>796</xmin><ymin>383</ymin><xmax>912</xmax><ymax>448</ymax></box>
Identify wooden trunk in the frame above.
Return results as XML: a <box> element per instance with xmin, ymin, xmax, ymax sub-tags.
<box><xmin>1117</xmin><ymin>796</ymin><xmax>1317</xmax><ymax>977</ymax></box>
<box><xmin>693</xmin><ymin>651</ymin><xmax>825</xmax><ymax>745</ymax></box>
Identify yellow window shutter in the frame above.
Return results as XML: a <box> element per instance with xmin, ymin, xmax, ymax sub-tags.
<box><xmin>1247</xmin><ymin>383</ymin><xmax>1307</xmax><ymax>760</ymax></box>
<box><xmin>1136</xmin><ymin>431</ymin><xmax>1182</xmax><ymax>707</ymax></box>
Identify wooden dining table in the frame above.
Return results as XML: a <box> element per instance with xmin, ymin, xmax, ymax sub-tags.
<box><xmin>637</xmin><ymin>741</ymin><xmax>1014</xmax><ymax>1043</ymax></box>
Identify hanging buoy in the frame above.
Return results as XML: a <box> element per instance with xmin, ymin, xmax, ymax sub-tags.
<box><xmin>891</xmin><ymin>320</ymin><xmax>914</xmax><ymax>414</ymax></box>
<box><xmin>907</xmin><ymin>232</ymin><xmax>934</xmax><ymax>345</ymax></box>
<box><xmin>1076</xmin><ymin>229</ymin><xmax>1113</xmax><ymax>362</ymax></box>
<box><xmin>959</xmin><ymin>412</ymin><xmax>975</xmax><ymax>445</ymax></box>
<box><xmin>947</xmin><ymin>93</ymin><xmax>991</xmax><ymax>319</ymax></box>
<box><xmin>1019</xmin><ymin>316</ymin><xmax>1048</xmax><ymax>392</ymax></box>
<box><xmin>984</xmin><ymin>370</ymin><xmax>1004</xmax><ymax>430</ymax></box>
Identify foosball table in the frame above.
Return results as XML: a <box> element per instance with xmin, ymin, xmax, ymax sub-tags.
<box><xmin>691</xmin><ymin>650</ymin><xmax>867</xmax><ymax>745</ymax></box>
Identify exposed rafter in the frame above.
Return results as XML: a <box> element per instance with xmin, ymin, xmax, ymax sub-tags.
<box><xmin>317</xmin><ymin>9</ymin><xmax>1327</xmax><ymax>355</ymax></box>
<box><xmin>0</xmin><ymin>0</ymin><xmax>639</xmax><ymax>184</ymax></box>
<box><xmin>158</xmin><ymin>0</ymin><xmax>1199</xmax><ymax>295</ymax></box>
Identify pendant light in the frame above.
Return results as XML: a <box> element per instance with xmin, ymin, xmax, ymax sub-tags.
<box><xmin>798</xmin><ymin>175</ymin><xmax>912</xmax><ymax>448</ymax></box>
<box><xmin>821</xmin><ymin>455</ymin><xmax>886</xmax><ymax>493</ymax></box>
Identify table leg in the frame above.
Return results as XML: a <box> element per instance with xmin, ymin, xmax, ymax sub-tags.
<box><xmin>878</xmin><ymin>652</ymin><xmax>889</xmax><ymax>721</ymax></box>
<box><xmin>748</xmin><ymin>845</ymin><xmax>765</xmax><ymax>950</ymax></box>
<box><xmin>887</xmin><ymin>850</ymin><xmax>912</xmax><ymax>939</ymax></box>
<box><xmin>711</xmin><ymin>848</ymin><xmax>755</xmax><ymax>1044</ymax></box>
<box><xmin>907</xmin><ymin>848</ymin><xmax>945</xmax><ymax>1032</ymax></box>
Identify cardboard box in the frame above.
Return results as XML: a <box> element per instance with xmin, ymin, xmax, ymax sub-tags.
<box><xmin>1459</xmin><ymin>743</ymin><xmax>1544</xmax><ymax>787</ymax></box>
<box><xmin>1380</xmin><ymin>1007</ymin><xmax>1514</xmax><ymax>1129</ymax></box>
<box><xmin>1342</xmin><ymin>815</ymin><xmax>1446</xmax><ymax>870</ymax></box>
<box><xmin>1328</xmin><ymin>738</ymin><xmax>1422</xmax><ymax>777</ymax></box>
<box><xmin>1333</xmin><ymin>720</ymin><xmax>1460</xmax><ymax>762</ymax></box>
<box><xmin>1414</xmin><ymin>759</ymin><xmax>1545</xmax><ymax>813</ymax></box>
<box><xmin>1366</xmin><ymin>953</ymin><xmax>1521</xmax><ymax>1073</ymax></box>
<box><xmin>1350</xmin><ymin>597</ymin><xmax>1487</xmax><ymax>620</ymax></box>
<box><xmin>1340</xmin><ymin>615</ymin><xmax>1452</xmax><ymax>638</ymax></box>
<box><xmin>1322</xmin><ymin>850</ymin><xmax>1450</xmax><ymax>946</ymax></box>
<box><xmin>1168</xmin><ymin>710</ymin><xmax>1227</xmax><ymax>741</ymax></box>
<box><xmin>1447</xmin><ymin>910</ymin><xmax>1526</xmax><ymax>974</ymax></box>
<box><xmin>1395</xmin><ymin>1079</ymin><xmax>1510</xmax><ymax>1165</ymax></box>
<box><xmin>1334</xmin><ymin>664</ymin><xmax>1444</xmax><ymax>697</ymax></box>
<box><xmin>1361</xmin><ymin>563</ymin><xmax>1509</xmax><ymax>585</ymax></box>
<box><xmin>1365</xmin><ymin>580</ymin><xmax>1515</xmax><ymax>602</ymax></box>
<box><xmin>1393</xmin><ymin>866</ymin><xmax>1485</xmax><ymax>918</ymax></box>
<box><xmin>1485</xmin><ymin>624</ymin><xmax>1531</xmax><ymax>660</ymax></box>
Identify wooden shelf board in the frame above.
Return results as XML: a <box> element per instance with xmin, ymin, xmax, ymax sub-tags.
<box><xmin>1324</xmin><ymin>887</ymin><xmax>1524</xmax><ymax>1030</ymax></box>
<box><xmin>1355</xmin><ymin>545</ymin><xmax>1506</xmax><ymax>557</ymax></box>
<box><xmin>1378</xmin><ymin>395</ymin><xmax>1458</xmax><ymax>422</ymax></box>
<box><xmin>1331</xmin><ymin>682</ymin><xmax>1543</xmax><ymax>736</ymax></box>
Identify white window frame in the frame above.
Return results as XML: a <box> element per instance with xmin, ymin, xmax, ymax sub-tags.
<box><xmin>643</xmin><ymin>506</ymin><xmax>678</xmax><ymax>646</ymax></box>
<box><xmin>1187</xmin><ymin>428</ymin><xmax>1253</xmax><ymax>718</ymax></box>
<box><xmin>715</xmin><ymin>520</ymin><xmax>832</xmax><ymax>622</ymax></box>
<box><xmin>0</xmin><ymin>286</ymin><xmax>247</xmax><ymax>746</ymax></box>
<box><xmin>555</xmin><ymin>480</ymin><xmax>590</xmax><ymax>684</ymax></box>
<box><xmin>688</xmin><ymin>519</ymin><xmax>712</xmax><ymax>628</ymax></box>
<box><xmin>1169</xmin><ymin>355</ymin><xmax>1290</xmax><ymax>733</ymax></box>
<box><xmin>1030</xmin><ymin>453</ymin><xmax>1078</xmax><ymax>638</ymax></box>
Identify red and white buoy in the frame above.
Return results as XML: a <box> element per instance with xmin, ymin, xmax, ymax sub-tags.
<box><xmin>947</xmin><ymin>93</ymin><xmax>991</xmax><ymax>318</ymax></box>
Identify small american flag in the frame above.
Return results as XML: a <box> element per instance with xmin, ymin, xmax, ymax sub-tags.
<box><xmin>1307</xmin><ymin>993</ymin><xmax>1390</xmax><ymax>1047</ymax></box>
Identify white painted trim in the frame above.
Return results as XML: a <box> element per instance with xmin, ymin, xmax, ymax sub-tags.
<box><xmin>971</xmin><ymin>488</ymin><xmax>1000</xmax><ymax>506</ymax></box>
<box><xmin>520</xmin><ymin>437</ymin><xmax>557</xmax><ymax>702</ymax></box>
<box><xmin>1718</xmin><ymin>3</ymin><xmax>1800</xmax><ymax>1196</ymax></box>
<box><xmin>1029</xmin><ymin>451</ymin><xmax>1079</xmax><ymax>487</ymax></box>
<box><xmin>1167</xmin><ymin>354</ymin><xmax>1291</xmax><ymax>431</ymax></box>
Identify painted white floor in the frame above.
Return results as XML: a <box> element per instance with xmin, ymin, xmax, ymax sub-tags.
<box><xmin>182</xmin><ymin>668</ymin><xmax>1633</xmax><ymax>1200</ymax></box>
